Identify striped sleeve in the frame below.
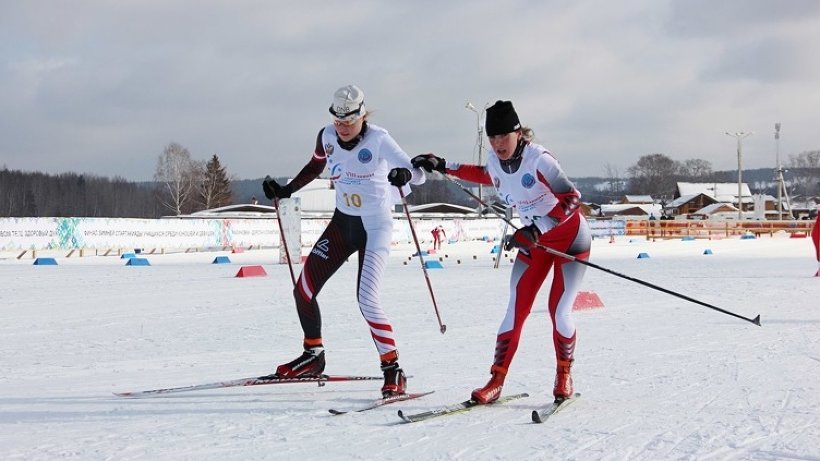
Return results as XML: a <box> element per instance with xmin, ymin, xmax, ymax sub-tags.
<box><xmin>288</xmin><ymin>129</ymin><xmax>328</xmax><ymax>192</ymax></box>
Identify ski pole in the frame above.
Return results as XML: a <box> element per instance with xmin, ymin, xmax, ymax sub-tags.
<box><xmin>273</xmin><ymin>197</ymin><xmax>296</xmax><ymax>287</ymax></box>
<box><xmin>398</xmin><ymin>188</ymin><xmax>447</xmax><ymax>334</ymax></box>
<box><xmin>494</xmin><ymin>208</ymin><xmax>510</xmax><ymax>269</ymax></box>
<box><xmin>442</xmin><ymin>174</ymin><xmax>761</xmax><ymax>327</ymax></box>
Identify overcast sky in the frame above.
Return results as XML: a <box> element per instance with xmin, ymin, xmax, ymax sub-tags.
<box><xmin>2</xmin><ymin>1</ymin><xmax>819</xmax><ymax>182</ymax></box>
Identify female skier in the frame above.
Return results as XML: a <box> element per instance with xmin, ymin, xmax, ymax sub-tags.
<box><xmin>263</xmin><ymin>85</ymin><xmax>425</xmax><ymax>397</ymax></box>
<box><xmin>412</xmin><ymin>100</ymin><xmax>591</xmax><ymax>404</ymax></box>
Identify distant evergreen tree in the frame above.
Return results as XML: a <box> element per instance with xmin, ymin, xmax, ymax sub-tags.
<box><xmin>0</xmin><ymin>167</ymin><xmax>160</xmax><ymax>218</ymax></box>
<box><xmin>23</xmin><ymin>187</ymin><xmax>37</xmax><ymax>216</ymax></box>
<box><xmin>199</xmin><ymin>154</ymin><xmax>233</xmax><ymax>209</ymax></box>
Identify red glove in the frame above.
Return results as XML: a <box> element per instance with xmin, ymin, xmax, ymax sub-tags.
<box><xmin>548</xmin><ymin>190</ymin><xmax>581</xmax><ymax>220</ymax></box>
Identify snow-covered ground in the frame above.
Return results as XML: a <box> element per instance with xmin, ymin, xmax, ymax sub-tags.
<box><xmin>1</xmin><ymin>233</ymin><xmax>818</xmax><ymax>460</ymax></box>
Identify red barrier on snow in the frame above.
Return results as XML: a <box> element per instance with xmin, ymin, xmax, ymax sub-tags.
<box><xmin>231</xmin><ymin>246</ymin><xmax>245</xmax><ymax>253</ymax></box>
<box><xmin>573</xmin><ymin>291</ymin><xmax>604</xmax><ymax>310</ymax></box>
<box><xmin>235</xmin><ymin>265</ymin><xmax>267</xmax><ymax>277</ymax></box>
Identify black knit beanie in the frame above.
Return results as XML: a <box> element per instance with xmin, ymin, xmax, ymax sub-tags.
<box><xmin>485</xmin><ymin>100</ymin><xmax>521</xmax><ymax>136</ymax></box>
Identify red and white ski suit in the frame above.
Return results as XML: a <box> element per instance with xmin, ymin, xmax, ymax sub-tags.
<box><xmin>812</xmin><ymin>208</ymin><xmax>819</xmax><ymax>276</ymax></box>
<box><xmin>445</xmin><ymin>141</ymin><xmax>591</xmax><ymax>374</ymax></box>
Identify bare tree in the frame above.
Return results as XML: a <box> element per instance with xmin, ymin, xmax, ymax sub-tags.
<box><xmin>154</xmin><ymin>142</ymin><xmax>202</xmax><ymax>216</ymax></box>
<box><xmin>603</xmin><ymin>163</ymin><xmax>624</xmax><ymax>202</ymax></box>
<box><xmin>681</xmin><ymin>158</ymin><xmax>713</xmax><ymax>180</ymax></box>
<box><xmin>787</xmin><ymin>150</ymin><xmax>820</xmax><ymax>197</ymax></box>
<box><xmin>626</xmin><ymin>153</ymin><xmax>683</xmax><ymax>199</ymax></box>
<box><xmin>198</xmin><ymin>154</ymin><xmax>234</xmax><ymax>209</ymax></box>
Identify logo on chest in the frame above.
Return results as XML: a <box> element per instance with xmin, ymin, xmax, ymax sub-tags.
<box><xmin>521</xmin><ymin>173</ymin><xmax>536</xmax><ymax>189</ymax></box>
<box><xmin>329</xmin><ymin>164</ymin><xmax>342</xmax><ymax>181</ymax></box>
<box><xmin>357</xmin><ymin>148</ymin><xmax>373</xmax><ymax>163</ymax></box>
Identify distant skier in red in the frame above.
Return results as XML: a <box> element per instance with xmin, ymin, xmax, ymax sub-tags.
<box><xmin>812</xmin><ymin>208</ymin><xmax>819</xmax><ymax>276</ymax></box>
<box><xmin>431</xmin><ymin>225</ymin><xmax>446</xmax><ymax>250</ymax></box>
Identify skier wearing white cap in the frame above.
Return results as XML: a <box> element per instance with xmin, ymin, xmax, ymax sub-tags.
<box><xmin>262</xmin><ymin>85</ymin><xmax>425</xmax><ymax>397</ymax></box>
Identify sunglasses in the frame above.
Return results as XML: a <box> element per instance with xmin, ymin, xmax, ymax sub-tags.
<box><xmin>333</xmin><ymin>117</ymin><xmax>361</xmax><ymax>127</ymax></box>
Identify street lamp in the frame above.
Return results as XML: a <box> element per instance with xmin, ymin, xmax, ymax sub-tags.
<box><xmin>465</xmin><ymin>101</ymin><xmax>486</xmax><ymax>215</ymax></box>
<box><xmin>725</xmin><ymin>131</ymin><xmax>753</xmax><ymax>220</ymax></box>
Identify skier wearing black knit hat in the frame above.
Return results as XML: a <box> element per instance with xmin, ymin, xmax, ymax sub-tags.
<box><xmin>412</xmin><ymin>100</ymin><xmax>591</xmax><ymax>405</ymax></box>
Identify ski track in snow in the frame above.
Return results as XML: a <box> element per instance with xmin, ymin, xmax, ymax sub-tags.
<box><xmin>1</xmin><ymin>235</ymin><xmax>819</xmax><ymax>460</ymax></box>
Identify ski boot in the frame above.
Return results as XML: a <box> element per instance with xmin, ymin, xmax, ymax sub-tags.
<box><xmin>553</xmin><ymin>358</ymin><xmax>574</xmax><ymax>401</ymax></box>
<box><xmin>275</xmin><ymin>346</ymin><xmax>326</xmax><ymax>378</ymax></box>
<box><xmin>380</xmin><ymin>351</ymin><xmax>407</xmax><ymax>397</ymax></box>
<box><xmin>471</xmin><ymin>365</ymin><xmax>506</xmax><ymax>404</ymax></box>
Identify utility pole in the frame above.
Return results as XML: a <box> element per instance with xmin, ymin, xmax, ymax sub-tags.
<box><xmin>773</xmin><ymin>123</ymin><xmax>793</xmax><ymax>219</ymax></box>
<box><xmin>465</xmin><ymin>102</ymin><xmax>486</xmax><ymax>216</ymax></box>
<box><xmin>725</xmin><ymin>131</ymin><xmax>753</xmax><ymax>220</ymax></box>
<box><xmin>775</xmin><ymin>123</ymin><xmax>782</xmax><ymax>219</ymax></box>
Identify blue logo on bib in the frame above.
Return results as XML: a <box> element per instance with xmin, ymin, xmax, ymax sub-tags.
<box><xmin>330</xmin><ymin>164</ymin><xmax>342</xmax><ymax>180</ymax></box>
<box><xmin>521</xmin><ymin>173</ymin><xmax>536</xmax><ymax>188</ymax></box>
<box><xmin>358</xmin><ymin>149</ymin><xmax>373</xmax><ymax>163</ymax></box>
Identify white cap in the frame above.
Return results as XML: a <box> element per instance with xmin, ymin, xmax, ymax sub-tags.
<box><xmin>329</xmin><ymin>84</ymin><xmax>366</xmax><ymax>121</ymax></box>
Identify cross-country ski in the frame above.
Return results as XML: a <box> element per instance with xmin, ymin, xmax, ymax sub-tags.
<box><xmin>531</xmin><ymin>393</ymin><xmax>580</xmax><ymax>423</ymax></box>
<box><xmin>114</xmin><ymin>374</ymin><xmax>383</xmax><ymax>398</ymax></box>
<box><xmin>397</xmin><ymin>393</ymin><xmax>529</xmax><ymax>423</ymax></box>
<box><xmin>328</xmin><ymin>390</ymin><xmax>434</xmax><ymax>415</ymax></box>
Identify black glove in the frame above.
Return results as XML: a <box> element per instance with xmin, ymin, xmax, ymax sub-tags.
<box><xmin>388</xmin><ymin>167</ymin><xmax>412</xmax><ymax>187</ymax></box>
<box><xmin>504</xmin><ymin>224</ymin><xmax>540</xmax><ymax>251</ymax></box>
<box><xmin>262</xmin><ymin>175</ymin><xmax>292</xmax><ymax>200</ymax></box>
<box><xmin>411</xmin><ymin>154</ymin><xmax>446</xmax><ymax>173</ymax></box>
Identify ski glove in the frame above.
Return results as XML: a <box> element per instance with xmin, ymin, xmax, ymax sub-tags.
<box><xmin>504</xmin><ymin>224</ymin><xmax>541</xmax><ymax>252</ymax></box>
<box><xmin>388</xmin><ymin>168</ymin><xmax>413</xmax><ymax>187</ymax></box>
<box><xmin>552</xmin><ymin>190</ymin><xmax>581</xmax><ymax>217</ymax></box>
<box><xmin>411</xmin><ymin>154</ymin><xmax>446</xmax><ymax>174</ymax></box>
<box><xmin>262</xmin><ymin>176</ymin><xmax>292</xmax><ymax>200</ymax></box>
